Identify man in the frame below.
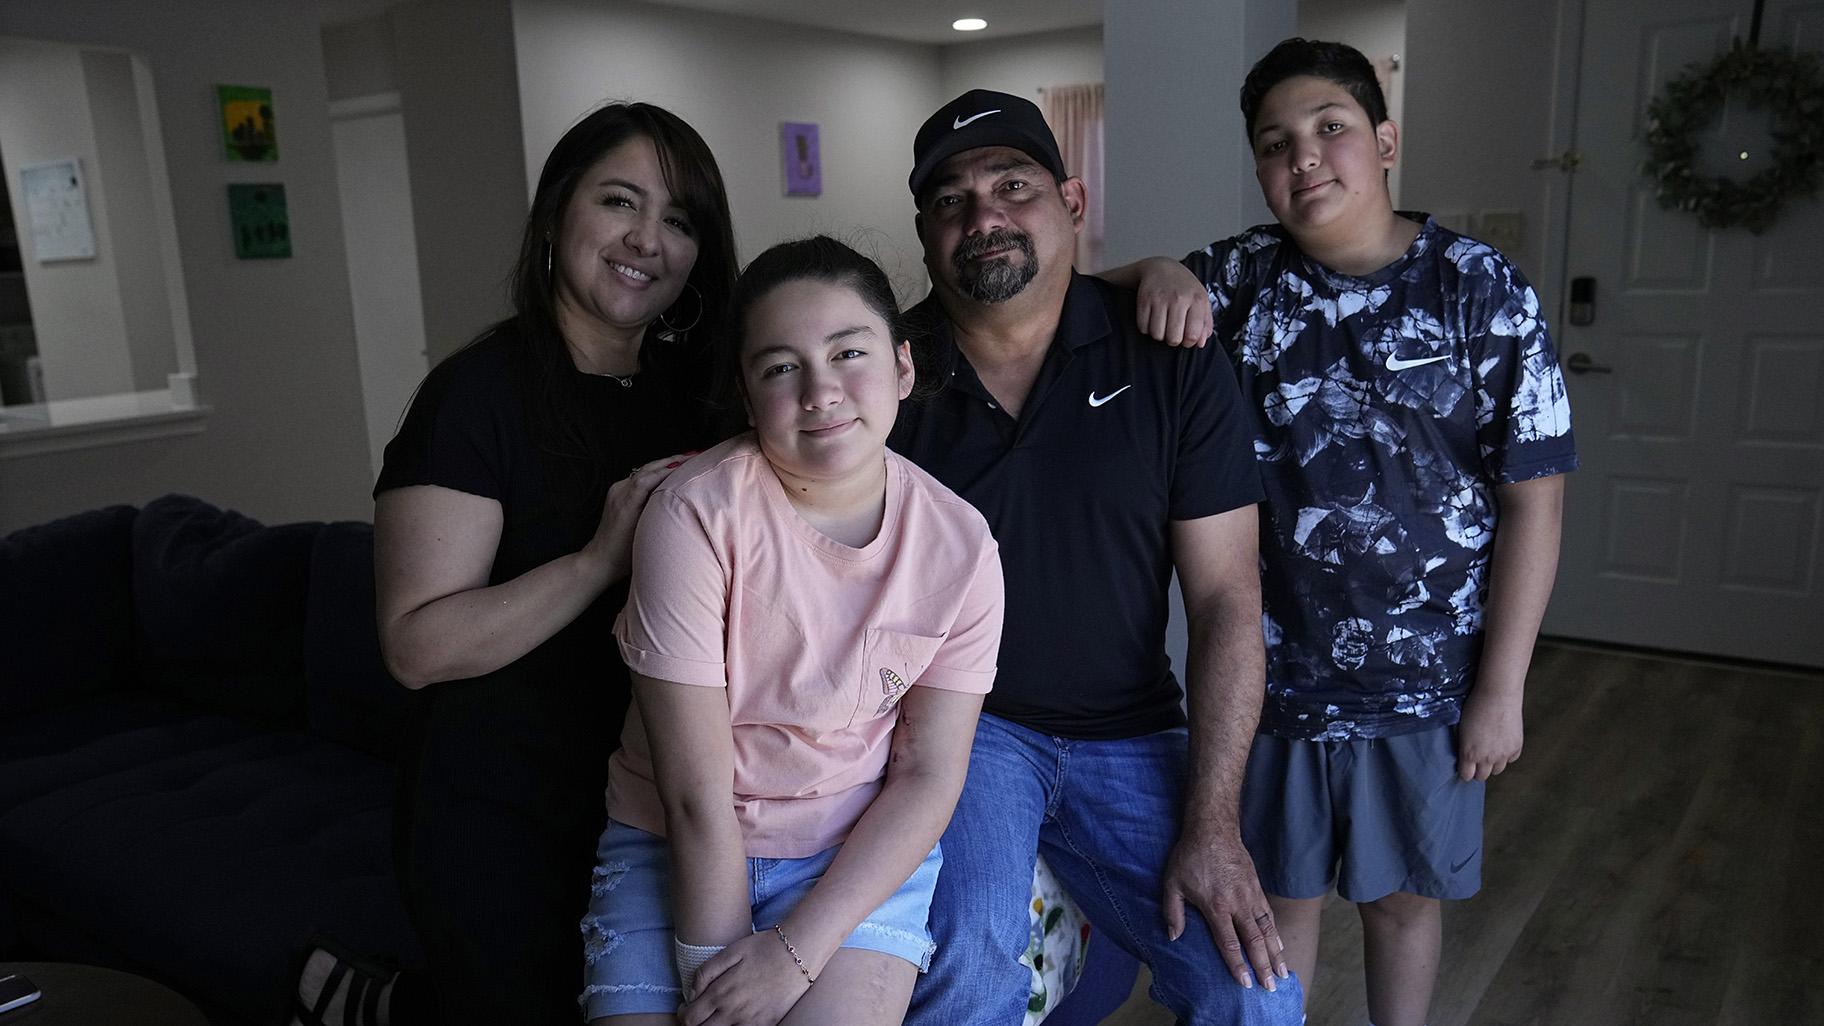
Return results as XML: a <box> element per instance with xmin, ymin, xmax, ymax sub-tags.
<box><xmin>889</xmin><ymin>89</ymin><xmax>1304</xmax><ymax>1026</ymax></box>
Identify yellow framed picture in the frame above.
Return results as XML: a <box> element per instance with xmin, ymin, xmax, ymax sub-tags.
<box><xmin>218</xmin><ymin>85</ymin><xmax>276</xmax><ymax>162</ymax></box>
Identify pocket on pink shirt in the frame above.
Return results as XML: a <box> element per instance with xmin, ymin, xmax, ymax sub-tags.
<box><xmin>859</xmin><ymin>628</ymin><xmax>946</xmax><ymax>724</ymax></box>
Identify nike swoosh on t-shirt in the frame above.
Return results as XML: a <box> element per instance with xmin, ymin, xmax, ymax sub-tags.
<box><xmin>1385</xmin><ymin>353</ymin><xmax>1449</xmax><ymax>371</ymax></box>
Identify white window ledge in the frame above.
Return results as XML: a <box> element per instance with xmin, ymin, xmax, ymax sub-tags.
<box><xmin>0</xmin><ymin>389</ymin><xmax>209</xmax><ymax>458</ymax></box>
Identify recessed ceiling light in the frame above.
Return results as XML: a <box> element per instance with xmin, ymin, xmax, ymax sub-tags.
<box><xmin>953</xmin><ymin>18</ymin><xmax>987</xmax><ymax>31</ymax></box>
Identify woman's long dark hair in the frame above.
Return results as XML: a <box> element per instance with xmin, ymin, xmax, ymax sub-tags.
<box><xmin>501</xmin><ymin>102</ymin><xmax>738</xmax><ymax>507</ymax></box>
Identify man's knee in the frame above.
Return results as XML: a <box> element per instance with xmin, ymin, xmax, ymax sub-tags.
<box><xmin>928</xmin><ymin>854</ymin><xmax>1037</xmax><ymax>958</ymax></box>
<box><xmin>910</xmin><ymin>859</ymin><xmax>1037</xmax><ymax>1026</ymax></box>
<box><xmin>1148</xmin><ymin>959</ymin><xmax>1307</xmax><ymax>1026</ymax></box>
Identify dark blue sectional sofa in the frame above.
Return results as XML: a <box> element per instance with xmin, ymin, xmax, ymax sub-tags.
<box><xmin>0</xmin><ymin>496</ymin><xmax>423</xmax><ymax>1024</ymax></box>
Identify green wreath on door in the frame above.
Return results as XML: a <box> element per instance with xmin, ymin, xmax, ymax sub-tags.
<box><xmin>1641</xmin><ymin>43</ymin><xmax>1824</xmax><ymax>233</ymax></box>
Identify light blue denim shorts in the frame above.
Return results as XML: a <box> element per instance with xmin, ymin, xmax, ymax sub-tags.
<box><xmin>578</xmin><ymin>818</ymin><xmax>941</xmax><ymax>1019</ymax></box>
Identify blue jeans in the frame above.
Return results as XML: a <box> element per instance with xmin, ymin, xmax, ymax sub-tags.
<box><xmin>906</xmin><ymin>714</ymin><xmax>1304</xmax><ymax>1026</ymax></box>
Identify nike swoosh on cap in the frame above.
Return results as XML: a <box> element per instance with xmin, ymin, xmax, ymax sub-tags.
<box><xmin>1385</xmin><ymin>353</ymin><xmax>1450</xmax><ymax>371</ymax></box>
<box><xmin>1087</xmin><ymin>385</ymin><xmax>1132</xmax><ymax>407</ymax></box>
<box><xmin>953</xmin><ymin>109</ymin><xmax>1001</xmax><ymax>129</ymax></box>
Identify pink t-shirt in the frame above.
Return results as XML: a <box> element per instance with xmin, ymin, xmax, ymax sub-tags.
<box><xmin>608</xmin><ymin>434</ymin><xmax>1003</xmax><ymax>858</ymax></box>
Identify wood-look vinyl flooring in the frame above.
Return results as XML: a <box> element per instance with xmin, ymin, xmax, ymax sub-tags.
<box><xmin>1102</xmin><ymin>640</ymin><xmax>1824</xmax><ymax>1026</ymax></box>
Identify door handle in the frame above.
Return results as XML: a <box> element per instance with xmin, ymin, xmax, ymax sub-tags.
<box><xmin>1565</xmin><ymin>352</ymin><xmax>1612</xmax><ymax>374</ymax></box>
<box><xmin>1531</xmin><ymin>150</ymin><xmax>1583</xmax><ymax>172</ymax></box>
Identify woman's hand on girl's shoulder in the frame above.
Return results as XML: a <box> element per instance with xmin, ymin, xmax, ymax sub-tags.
<box><xmin>583</xmin><ymin>450</ymin><xmax>697</xmax><ymax>584</ymax></box>
<box><xmin>679</xmin><ymin>930</ymin><xmax>812</xmax><ymax>1026</ymax></box>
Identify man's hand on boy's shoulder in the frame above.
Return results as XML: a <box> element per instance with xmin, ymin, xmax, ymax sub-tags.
<box><xmin>1098</xmin><ymin>256</ymin><xmax>1214</xmax><ymax>348</ymax></box>
<box><xmin>1456</xmin><ymin>688</ymin><xmax>1524</xmax><ymax>782</ymax></box>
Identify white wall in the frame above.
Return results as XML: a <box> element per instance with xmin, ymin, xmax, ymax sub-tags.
<box><xmin>939</xmin><ymin>25</ymin><xmax>1103</xmax><ymax>105</ymax></box>
<box><xmin>332</xmin><ymin>103</ymin><xmax>429</xmax><ymax>478</ymax></box>
<box><xmin>1103</xmin><ymin>0</ymin><xmax>1293</xmax><ymax>266</ymax></box>
<box><xmin>392</xmin><ymin>0</ymin><xmax>526</xmax><ymax>364</ymax></box>
<box><xmin>1298</xmin><ymin>0</ymin><xmax>1407</xmax><ymax>206</ymax></box>
<box><xmin>322</xmin><ymin>16</ymin><xmax>398</xmax><ymax>103</ymax></box>
<box><xmin>1400</xmin><ymin>0</ymin><xmax>1566</xmax><ymax>295</ymax></box>
<box><xmin>511</xmin><ymin>0</ymin><xmax>942</xmax><ymax>301</ymax></box>
<box><xmin>509</xmin><ymin>4</ymin><xmax>1107</xmax><ymax>301</ymax></box>
<box><xmin>0</xmin><ymin>38</ymin><xmax>135</xmax><ymax>400</ymax></box>
<box><xmin>84</xmin><ymin>47</ymin><xmax>178</xmax><ymax>392</ymax></box>
<box><xmin>0</xmin><ymin>0</ymin><xmax>373</xmax><ymax>533</ymax></box>
<box><xmin>321</xmin><ymin>3</ymin><xmax>524</xmax><ymax>371</ymax></box>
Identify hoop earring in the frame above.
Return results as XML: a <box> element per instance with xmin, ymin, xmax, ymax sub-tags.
<box><xmin>544</xmin><ymin>239</ymin><xmax>553</xmax><ymax>281</ymax></box>
<box><xmin>659</xmin><ymin>282</ymin><xmax>703</xmax><ymax>335</ymax></box>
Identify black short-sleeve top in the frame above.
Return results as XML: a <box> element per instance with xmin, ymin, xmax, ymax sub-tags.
<box><xmin>374</xmin><ymin>324</ymin><xmax>702</xmax><ymax>774</ymax></box>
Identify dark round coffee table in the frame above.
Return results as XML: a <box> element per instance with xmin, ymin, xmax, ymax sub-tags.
<box><xmin>0</xmin><ymin>962</ymin><xmax>207</xmax><ymax>1026</ymax></box>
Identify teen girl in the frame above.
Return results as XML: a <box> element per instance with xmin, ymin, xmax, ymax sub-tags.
<box><xmin>581</xmin><ymin>237</ymin><xmax>1004</xmax><ymax>1026</ymax></box>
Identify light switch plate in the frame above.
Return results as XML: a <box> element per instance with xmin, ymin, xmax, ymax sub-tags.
<box><xmin>1478</xmin><ymin>209</ymin><xmax>1525</xmax><ymax>257</ymax></box>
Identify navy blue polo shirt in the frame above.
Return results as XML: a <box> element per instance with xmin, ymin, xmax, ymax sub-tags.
<box><xmin>889</xmin><ymin>272</ymin><xmax>1262</xmax><ymax>739</ymax></box>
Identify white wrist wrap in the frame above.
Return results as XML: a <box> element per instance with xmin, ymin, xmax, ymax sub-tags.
<box><xmin>673</xmin><ymin>939</ymin><xmax>725</xmax><ymax>999</ymax></box>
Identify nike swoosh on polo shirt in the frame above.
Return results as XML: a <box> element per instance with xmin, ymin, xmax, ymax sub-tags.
<box><xmin>1087</xmin><ymin>385</ymin><xmax>1132</xmax><ymax>407</ymax></box>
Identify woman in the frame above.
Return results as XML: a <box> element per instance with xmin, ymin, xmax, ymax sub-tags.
<box><xmin>579</xmin><ymin>237</ymin><xmax>1004</xmax><ymax>1026</ymax></box>
<box><xmin>373</xmin><ymin>102</ymin><xmax>738</xmax><ymax>1025</ymax></box>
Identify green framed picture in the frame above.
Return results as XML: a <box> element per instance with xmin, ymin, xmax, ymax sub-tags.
<box><xmin>228</xmin><ymin>183</ymin><xmax>290</xmax><ymax>259</ymax></box>
<box><xmin>218</xmin><ymin>84</ymin><xmax>277</xmax><ymax>162</ymax></box>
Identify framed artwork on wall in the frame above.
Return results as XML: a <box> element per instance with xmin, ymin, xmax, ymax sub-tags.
<box><xmin>218</xmin><ymin>85</ymin><xmax>277</xmax><ymax>162</ymax></box>
<box><xmin>228</xmin><ymin>183</ymin><xmax>290</xmax><ymax>258</ymax></box>
<box><xmin>781</xmin><ymin>121</ymin><xmax>821</xmax><ymax>197</ymax></box>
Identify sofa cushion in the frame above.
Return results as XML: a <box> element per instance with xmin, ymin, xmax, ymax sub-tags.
<box><xmin>306</xmin><ymin>521</ymin><xmax>411</xmax><ymax>761</ymax></box>
<box><xmin>0</xmin><ymin>693</ymin><xmax>245</xmax><ymax>811</ymax></box>
<box><xmin>0</xmin><ymin>709</ymin><xmax>422</xmax><ymax>1024</ymax></box>
<box><xmin>0</xmin><ymin>504</ymin><xmax>137</xmax><ymax>714</ymax></box>
<box><xmin>132</xmin><ymin>495</ymin><xmax>319</xmax><ymax>727</ymax></box>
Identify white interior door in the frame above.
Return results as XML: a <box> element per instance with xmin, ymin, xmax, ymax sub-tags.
<box><xmin>1544</xmin><ymin>0</ymin><xmax>1824</xmax><ymax>667</ymax></box>
<box><xmin>330</xmin><ymin>94</ymin><xmax>428</xmax><ymax>479</ymax></box>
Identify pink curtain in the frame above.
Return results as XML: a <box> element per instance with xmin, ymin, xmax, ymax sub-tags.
<box><xmin>1042</xmin><ymin>83</ymin><xmax>1104</xmax><ymax>272</ymax></box>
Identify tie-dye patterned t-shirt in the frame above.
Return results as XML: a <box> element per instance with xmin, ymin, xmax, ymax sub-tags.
<box><xmin>1183</xmin><ymin>215</ymin><xmax>1577</xmax><ymax>740</ymax></box>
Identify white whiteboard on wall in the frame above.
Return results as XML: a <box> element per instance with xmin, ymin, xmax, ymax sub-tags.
<box><xmin>19</xmin><ymin>158</ymin><xmax>96</xmax><ymax>262</ymax></box>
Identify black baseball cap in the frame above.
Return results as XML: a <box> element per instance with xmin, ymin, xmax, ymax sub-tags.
<box><xmin>908</xmin><ymin>89</ymin><xmax>1067</xmax><ymax>203</ymax></box>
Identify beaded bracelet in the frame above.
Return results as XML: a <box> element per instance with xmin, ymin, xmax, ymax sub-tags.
<box><xmin>772</xmin><ymin>924</ymin><xmax>815</xmax><ymax>985</ymax></box>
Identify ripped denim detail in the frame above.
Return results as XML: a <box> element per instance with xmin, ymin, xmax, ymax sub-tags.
<box><xmin>579</xmin><ymin>917</ymin><xmax>624</xmax><ymax>965</ymax></box>
<box><xmin>576</xmin><ymin>981</ymin><xmax>681</xmax><ymax>1008</ymax></box>
<box><xmin>591</xmin><ymin>859</ymin><xmax>630</xmax><ymax>898</ymax></box>
<box><xmin>854</xmin><ymin>920</ymin><xmax>938</xmax><ymax>972</ymax></box>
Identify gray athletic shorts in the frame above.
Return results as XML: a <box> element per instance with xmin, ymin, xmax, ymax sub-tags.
<box><xmin>1239</xmin><ymin>726</ymin><xmax>1484</xmax><ymax>903</ymax></box>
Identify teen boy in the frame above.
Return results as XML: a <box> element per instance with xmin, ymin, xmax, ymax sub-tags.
<box><xmin>1111</xmin><ymin>38</ymin><xmax>1577</xmax><ymax>1026</ymax></box>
